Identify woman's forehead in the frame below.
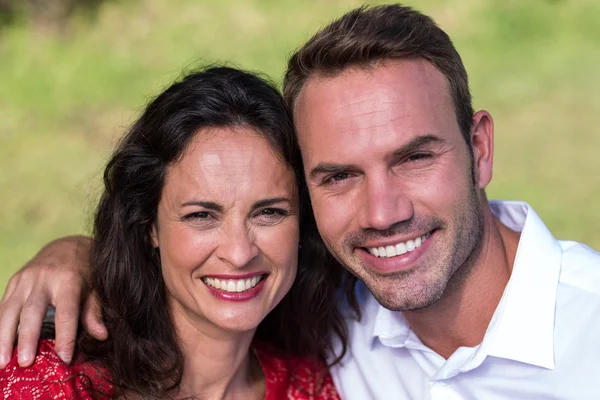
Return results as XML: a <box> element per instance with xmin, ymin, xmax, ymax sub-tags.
<box><xmin>162</xmin><ymin>127</ymin><xmax>297</xmax><ymax>207</ymax></box>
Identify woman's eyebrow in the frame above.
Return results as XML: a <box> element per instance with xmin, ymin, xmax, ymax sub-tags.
<box><xmin>180</xmin><ymin>201</ymin><xmax>223</xmax><ymax>212</ymax></box>
<box><xmin>251</xmin><ymin>197</ymin><xmax>291</xmax><ymax>210</ymax></box>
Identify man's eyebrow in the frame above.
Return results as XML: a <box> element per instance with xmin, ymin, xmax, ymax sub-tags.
<box><xmin>251</xmin><ymin>197</ymin><xmax>291</xmax><ymax>210</ymax></box>
<box><xmin>308</xmin><ymin>134</ymin><xmax>447</xmax><ymax>180</ymax></box>
<box><xmin>309</xmin><ymin>163</ymin><xmax>357</xmax><ymax>181</ymax></box>
<box><xmin>391</xmin><ymin>134</ymin><xmax>447</xmax><ymax>159</ymax></box>
<box><xmin>180</xmin><ymin>201</ymin><xmax>223</xmax><ymax>212</ymax></box>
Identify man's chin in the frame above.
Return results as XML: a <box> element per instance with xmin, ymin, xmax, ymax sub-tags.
<box><xmin>364</xmin><ymin>275</ymin><xmax>446</xmax><ymax>312</ymax></box>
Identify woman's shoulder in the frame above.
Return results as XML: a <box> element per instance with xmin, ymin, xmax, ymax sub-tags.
<box><xmin>0</xmin><ymin>338</ymin><xmax>113</xmax><ymax>399</ymax></box>
<box><xmin>253</xmin><ymin>343</ymin><xmax>340</xmax><ymax>400</ymax></box>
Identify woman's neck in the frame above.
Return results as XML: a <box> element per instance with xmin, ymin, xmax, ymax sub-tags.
<box><xmin>170</xmin><ymin>306</ymin><xmax>265</xmax><ymax>400</ymax></box>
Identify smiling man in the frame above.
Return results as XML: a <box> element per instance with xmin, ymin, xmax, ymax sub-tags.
<box><xmin>2</xmin><ymin>4</ymin><xmax>600</xmax><ymax>399</ymax></box>
<box><xmin>281</xmin><ymin>5</ymin><xmax>600</xmax><ymax>399</ymax></box>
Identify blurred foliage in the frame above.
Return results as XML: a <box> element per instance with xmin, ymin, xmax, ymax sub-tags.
<box><xmin>0</xmin><ymin>0</ymin><xmax>599</xmax><ymax>295</ymax></box>
<box><xmin>0</xmin><ymin>0</ymin><xmax>109</xmax><ymax>31</ymax></box>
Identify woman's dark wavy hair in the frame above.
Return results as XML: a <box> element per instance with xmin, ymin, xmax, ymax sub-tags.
<box><xmin>79</xmin><ymin>66</ymin><xmax>348</xmax><ymax>398</ymax></box>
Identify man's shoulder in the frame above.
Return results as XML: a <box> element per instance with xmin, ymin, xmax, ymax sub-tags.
<box><xmin>552</xmin><ymin>241</ymin><xmax>600</xmax><ymax>370</ymax></box>
<box><xmin>558</xmin><ymin>240</ymin><xmax>600</xmax><ymax>294</ymax></box>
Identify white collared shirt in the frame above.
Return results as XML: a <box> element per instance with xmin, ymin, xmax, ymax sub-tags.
<box><xmin>330</xmin><ymin>201</ymin><xmax>600</xmax><ymax>400</ymax></box>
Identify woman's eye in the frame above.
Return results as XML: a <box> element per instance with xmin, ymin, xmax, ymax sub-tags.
<box><xmin>260</xmin><ymin>208</ymin><xmax>286</xmax><ymax>216</ymax></box>
<box><xmin>183</xmin><ymin>211</ymin><xmax>209</xmax><ymax>220</ymax></box>
<box><xmin>256</xmin><ymin>208</ymin><xmax>288</xmax><ymax>224</ymax></box>
<box><xmin>261</xmin><ymin>209</ymin><xmax>276</xmax><ymax>215</ymax></box>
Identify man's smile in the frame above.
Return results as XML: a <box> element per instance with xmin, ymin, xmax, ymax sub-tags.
<box><xmin>364</xmin><ymin>231</ymin><xmax>433</xmax><ymax>259</ymax></box>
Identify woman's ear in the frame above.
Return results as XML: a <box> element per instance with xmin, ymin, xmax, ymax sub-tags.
<box><xmin>151</xmin><ymin>224</ymin><xmax>159</xmax><ymax>248</ymax></box>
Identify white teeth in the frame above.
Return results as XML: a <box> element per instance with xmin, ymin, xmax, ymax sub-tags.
<box><xmin>227</xmin><ymin>281</ymin><xmax>236</xmax><ymax>292</ymax></box>
<box><xmin>369</xmin><ymin>247</ymin><xmax>379</xmax><ymax>257</ymax></box>
<box><xmin>395</xmin><ymin>242</ymin><xmax>407</xmax><ymax>255</ymax></box>
<box><xmin>203</xmin><ymin>275</ymin><xmax>263</xmax><ymax>293</ymax></box>
<box><xmin>367</xmin><ymin>233</ymin><xmax>431</xmax><ymax>259</ymax></box>
<box><xmin>385</xmin><ymin>245</ymin><xmax>396</xmax><ymax>257</ymax></box>
<box><xmin>236</xmin><ymin>280</ymin><xmax>244</xmax><ymax>292</ymax></box>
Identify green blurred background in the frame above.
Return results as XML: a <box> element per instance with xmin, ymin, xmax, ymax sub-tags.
<box><xmin>1</xmin><ymin>0</ymin><xmax>599</xmax><ymax>296</ymax></box>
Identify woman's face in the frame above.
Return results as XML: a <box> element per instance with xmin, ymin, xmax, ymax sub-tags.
<box><xmin>151</xmin><ymin>126</ymin><xmax>299</xmax><ymax>334</ymax></box>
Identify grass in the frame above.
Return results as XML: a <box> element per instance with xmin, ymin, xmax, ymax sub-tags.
<box><xmin>1</xmin><ymin>0</ymin><xmax>599</xmax><ymax>295</ymax></box>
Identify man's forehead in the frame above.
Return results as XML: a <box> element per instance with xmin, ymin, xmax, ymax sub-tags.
<box><xmin>296</xmin><ymin>61</ymin><xmax>450</xmax><ymax>119</ymax></box>
<box><xmin>295</xmin><ymin>59</ymin><xmax>449</xmax><ymax>103</ymax></box>
<box><xmin>295</xmin><ymin>63</ymin><xmax>454</xmax><ymax>138</ymax></box>
<box><xmin>291</xmin><ymin>61</ymin><xmax>461</xmax><ymax>170</ymax></box>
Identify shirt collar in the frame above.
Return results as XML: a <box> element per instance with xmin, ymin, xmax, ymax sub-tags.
<box><xmin>481</xmin><ymin>201</ymin><xmax>561</xmax><ymax>369</ymax></box>
<box><xmin>372</xmin><ymin>302</ymin><xmax>410</xmax><ymax>347</ymax></box>
<box><xmin>370</xmin><ymin>201</ymin><xmax>561</xmax><ymax>369</ymax></box>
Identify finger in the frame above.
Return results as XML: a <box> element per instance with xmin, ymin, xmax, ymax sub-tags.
<box><xmin>53</xmin><ymin>294</ymin><xmax>83</xmax><ymax>364</ymax></box>
<box><xmin>1</xmin><ymin>274</ymin><xmax>20</xmax><ymax>303</ymax></box>
<box><xmin>0</xmin><ymin>300</ymin><xmax>22</xmax><ymax>368</ymax></box>
<box><xmin>81</xmin><ymin>293</ymin><xmax>108</xmax><ymax>341</ymax></box>
<box><xmin>17</xmin><ymin>297</ymin><xmax>48</xmax><ymax>367</ymax></box>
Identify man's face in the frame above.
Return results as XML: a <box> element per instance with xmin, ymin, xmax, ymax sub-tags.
<box><xmin>294</xmin><ymin>59</ymin><xmax>487</xmax><ymax>311</ymax></box>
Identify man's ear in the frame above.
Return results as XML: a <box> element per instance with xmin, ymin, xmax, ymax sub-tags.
<box><xmin>470</xmin><ymin>110</ymin><xmax>494</xmax><ymax>189</ymax></box>
<box><xmin>151</xmin><ymin>224</ymin><xmax>159</xmax><ymax>248</ymax></box>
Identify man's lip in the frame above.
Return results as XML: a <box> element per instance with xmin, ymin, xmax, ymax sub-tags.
<box><xmin>358</xmin><ymin>230</ymin><xmax>435</xmax><ymax>249</ymax></box>
<box><xmin>201</xmin><ymin>272</ymin><xmax>268</xmax><ymax>279</ymax></box>
<box><xmin>357</xmin><ymin>229</ymin><xmax>436</xmax><ymax>274</ymax></box>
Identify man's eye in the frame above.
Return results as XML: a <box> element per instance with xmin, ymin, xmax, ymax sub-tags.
<box><xmin>323</xmin><ymin>172</ymin><xmax>350</xmax><ymax>185</ymax></box>
<box><xmin>406</xmin><ymin>153</ymin><xmax>432</xmax><ymax>162</ymax></box>
<box><xmin>332</xmin><ymin>172</ymin><xmax>349</xmax><ymax>181</ymax></box>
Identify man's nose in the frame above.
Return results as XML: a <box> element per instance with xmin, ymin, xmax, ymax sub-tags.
<box><xmin>357</xmin><ymin>174</ymin><xmax>414</xmax><ymax>231</ymax></box>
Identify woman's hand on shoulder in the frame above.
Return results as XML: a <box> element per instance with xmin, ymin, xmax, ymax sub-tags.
<box><xmin>0</xmin><ymin>236</ymin><xmax>107</xmax><ymax>368</ymax></box>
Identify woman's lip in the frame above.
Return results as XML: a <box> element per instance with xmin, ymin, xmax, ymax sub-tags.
<box><xmin>204</xmin><ymin>277</ymin><xmax>267</xmax><ymax>302</ymax></box>
<box><xmin>201</xmin><ymin>272</ymin><xmax>268</xmax><ymax>279</ymax></box>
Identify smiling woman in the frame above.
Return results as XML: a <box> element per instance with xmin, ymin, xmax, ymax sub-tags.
<box><xmin>0</xmin><ymin>67</ymin><xmax>344</xmax><ymax>399</ymax></box>
<box><xmin>152</xmin><ymin>127</ymin><xmax>299</xmax><ymax>335</ymax></box>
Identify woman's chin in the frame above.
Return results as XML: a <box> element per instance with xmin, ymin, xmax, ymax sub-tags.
<box><xmin>215</xmin><ymin>319</ymin><xmax>262</xmax><ymax>334</ymax></box>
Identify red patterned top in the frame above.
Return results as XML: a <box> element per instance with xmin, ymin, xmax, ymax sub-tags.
<box><xmin>0</xmin><ymin>339</ymin><xmax>340</xmax><ymax>399</ymax></box>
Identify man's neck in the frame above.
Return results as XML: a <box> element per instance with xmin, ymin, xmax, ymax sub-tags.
<box><xmin>402</xmin><ymin>210</ymin><xmax>521</xmax><ymax>359</ymax></box>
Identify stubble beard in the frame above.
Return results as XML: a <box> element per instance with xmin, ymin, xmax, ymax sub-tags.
<box><xmin>338</xmin><ymin>182</ymin><xmax>485</xmax><ymax>312</ymax></box>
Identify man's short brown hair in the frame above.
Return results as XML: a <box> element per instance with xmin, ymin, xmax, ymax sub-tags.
<box><xmin>283</xmin><ymin>4</ymin><xmax>474</xmax><ymax>143</ymax></box>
